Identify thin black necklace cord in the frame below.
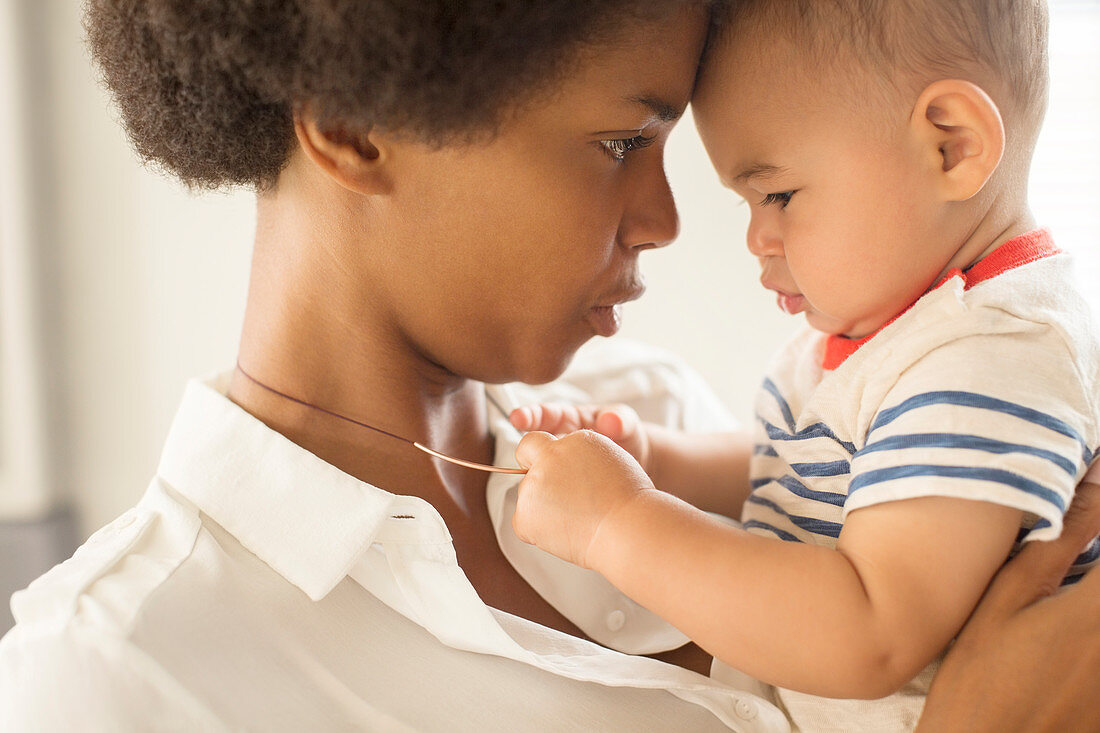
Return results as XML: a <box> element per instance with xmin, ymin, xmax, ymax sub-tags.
<box><xmin>233</xmin><ymin>361</ymin><xmax>527</xmax><ymax>474</ymax></box>
<box><xmin>237</xmin><ymin>360</ymin><xmax>411</xmax><ymax>445</ymax></box>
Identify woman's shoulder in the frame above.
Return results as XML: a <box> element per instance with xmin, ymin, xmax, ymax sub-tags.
<box><xmin>4</xmin><ymin>479</ymin><xmax>202</xmax><ymax>641</ymax></box>
<box><xmin>0</xmin><ymin>612</ymin><xmax>223</xmax><ymax>731</ymax></box>
<box><xmin>0</xmin><ymin>481</ymin><xmax>225</xmax><ymax>729</ymax></box>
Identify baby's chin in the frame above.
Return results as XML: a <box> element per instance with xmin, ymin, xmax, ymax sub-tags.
<box><xmin>807</xmin><ymin>311</ymin><xmax>886</xmax><ymax>340</ymax></box>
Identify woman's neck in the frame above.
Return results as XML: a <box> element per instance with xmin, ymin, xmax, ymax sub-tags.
<box><xmin>228</xmin><ymin>189</ymin><xmax>495</xmax><ymax>522</ymax></box>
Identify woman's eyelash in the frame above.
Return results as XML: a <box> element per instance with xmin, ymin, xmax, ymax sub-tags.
<box><xmin>760</xmin><ymin>191</ymin><xmax>795</xmax><ymax>208</ymax></box>
<box><xmin>600</xmin><ymin>133</ymin><xmax>657</xmax><ymax>161</ymax></box>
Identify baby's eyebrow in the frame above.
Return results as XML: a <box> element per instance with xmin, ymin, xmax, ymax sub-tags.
<box><xmin>732</xmin><ymin>163</ymin><xmax>788</xmax><ymax>183</ymax></box>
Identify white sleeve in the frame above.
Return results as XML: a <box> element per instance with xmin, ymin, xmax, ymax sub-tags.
<box><xmin>0</xmin><ymin>625</ymin><xmax>226</xmax><ymax>732</ymax></box>
<box><xmin>845</xmin><ymin>326</ymin><xmax>1097</xmax><ymax>541</ymax></box>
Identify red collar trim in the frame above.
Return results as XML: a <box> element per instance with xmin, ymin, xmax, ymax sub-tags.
<box><xmin>821</xmin><ymin>229</ymin><xmax>1059</xmax><ymax>371</ymax></box>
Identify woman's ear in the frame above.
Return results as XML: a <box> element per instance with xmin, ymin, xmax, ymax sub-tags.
<box><xmin>910</xmin><ymin>79</ymin><xmax>1005</xmax><ymax>202</ymax></box>
<box><xmin>293</xmin><ymin>111</ymin><xmax>393</xmax><ymax>195</ymax></box>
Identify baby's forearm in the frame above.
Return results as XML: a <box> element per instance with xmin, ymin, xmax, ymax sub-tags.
<box><xmin>645</xmin><ymin>427</ymin><xmax>753</xmax><ymax>519</ymax></box>
<box><xmin>588</xmin><ymin>491</ymin><xmax>937</xmax><ymax>698</ymax></box>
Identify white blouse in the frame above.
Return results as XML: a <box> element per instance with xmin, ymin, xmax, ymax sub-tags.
<box><xmin>0</xmin><ymin>340</ymin><xmax>787</xmax><ymax>732</ymax></box>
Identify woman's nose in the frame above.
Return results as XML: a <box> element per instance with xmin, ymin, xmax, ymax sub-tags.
<box><xmin>619</xmin><ymin>165</ymin><xmax>679</xmax><ymax>251</ymax></box>
<box><xmin>746</xmin><ymin>214</ymin><xmax>783</xmax><ymax>258</ymax></box>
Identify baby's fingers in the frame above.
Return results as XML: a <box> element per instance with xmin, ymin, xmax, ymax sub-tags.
<box><xmin>514</xmin><ymin>431</ymin><xmax>558</xmax><ymax>469</ymax></box>
<box><xmin>510</xmin><ymin>403</ymin><xmax>590</xmax><ymax>434</ymax></box>
<box><xmin>594</xmin><ymin>405</ymin><xmax>641</xmax><ymax>443</ymax></box>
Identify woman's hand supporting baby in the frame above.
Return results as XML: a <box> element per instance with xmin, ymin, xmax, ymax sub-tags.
<box><xmin>917</xmin><ymin>479</ymin><xmax>1100</xmax><ymax>732</ymax></box>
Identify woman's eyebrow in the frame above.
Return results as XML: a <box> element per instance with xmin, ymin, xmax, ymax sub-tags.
<box><xmin>624</xmin><ymin>94</ymin><xmax>683</xmax><ymax>122</ymax></box>
<box><xmin>589</xmin><ymin>95</ymin><xmax>684</xmax><ymax>136</ymax></box>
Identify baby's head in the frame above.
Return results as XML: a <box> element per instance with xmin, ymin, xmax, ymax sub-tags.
<box><xmin>693</xmin><ymin>0</ymin><xmax>1049</xmax><ymax>338</ymax></box>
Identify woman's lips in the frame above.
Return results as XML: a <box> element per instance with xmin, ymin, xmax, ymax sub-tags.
<box><xmin>588</xmin><ymin>304</ymin><xmax>624</xmax><ymax>337</ymax></box>
<box><xmin>588</xmin><ymin>284</ymin><xmax>644</xmax><ymax>337</ymax></box>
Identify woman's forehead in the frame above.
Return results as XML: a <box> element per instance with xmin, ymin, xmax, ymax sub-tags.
<box><xmin>534</xmin><ymin>5</ymin><xmax>708</xmax><ymax>124</ymax></box>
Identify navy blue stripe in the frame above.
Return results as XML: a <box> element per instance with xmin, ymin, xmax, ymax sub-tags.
<box><xmin>758</xmin><ymin>379</ymin><xmax>857</xmax><ymax>454</ymax></box>
<box><xmin>742</xmin><ymin>519</ymin><xmax>802</xmax><ymax>543</ymax></box>
<box><xmin>790</xmin><ymin>459</ymin><xmax>851</xmax><ymax>478</ymax></box>
<box><xmin>761</xmin><ymin>378</ymin><xmax>796</xmax><ymax>431</ymax></box>
<box><xmin>752</xmin><ymin>475</ymin><xmax>847</xmax><ymax>507</ymax></box>
<box><xmin>1062</xmin><ymin>572</ymin><xmax>1085</xmax><ymax>586</ymax></box>
<box><xmin>774</xmin><ymin>475</ymin><xmax>847</xmax><ymax>507</ymax></box>
<box><xmin>761</xmin><ymin>419</ymin><xmax>857</xmax><ymax>455</ymax></box>
<box><xmin>1018</xmin><ymin>520</ymin><xmax>1055</xmax><ymax>544</ymax></box>
<box><xmin>869</xmin><ymin>392</ymin><xmax>1088</xmax><ymax>450</ymax></box>
<box><xmin>1074</xmin><ymin>538</ymin><xmax>1100</xmax><ymax>565</ymax></box>
<box><xmin>754</xmin><ymin>444</ymin><xmax>780</xmax><ymax>457</ymax></box>
<box><xmin>858</xmin><ymin>433</ymin><xmax>1078</xmax><ymax>477</ymax></box>
<box><xmin>850</xmin><ymin>465</ymin><xmax>1067</xmax><ymax>512</ymax></box>
<box><xmin>746</xmin><ymin>495</ymin><xmax>844</xmax><ymax>538</ymax></box>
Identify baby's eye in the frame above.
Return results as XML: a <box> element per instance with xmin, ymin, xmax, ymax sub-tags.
<box><xmin>599</xmin><ymin>133</ymin><xmax>657</xmax><ymax>162</ymax></box>
<box><xmin>760</xmin><ymin>191</ymin><xmax>795</xmax><ymax>209</ymax></box>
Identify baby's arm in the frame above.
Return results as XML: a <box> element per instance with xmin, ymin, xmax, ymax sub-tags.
<box><xmin>510</xmin><ymin>403</ymin><xmax>753</xmax><ymax>519</ymax></box>
<box><xmin>513</xmin><ymin>430</ymin><xmax>1022</xmax><ymax>698</ymax></box>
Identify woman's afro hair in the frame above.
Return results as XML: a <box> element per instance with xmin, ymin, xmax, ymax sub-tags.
<box><xmin>85</xmin><ymin>0</ymin><xmax>696</xmax><ymax>191</ymax></box>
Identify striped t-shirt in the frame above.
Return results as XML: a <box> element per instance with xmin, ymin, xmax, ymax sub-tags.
<box><xmin>745</xmin><ymin>229</ymin><xmax>1100</xmax><ymax>580</ymax></box>
<box><xmin>739</xmin><ymin>229</ymin><xmax>1100</xmax><ymax>731</ymax></box>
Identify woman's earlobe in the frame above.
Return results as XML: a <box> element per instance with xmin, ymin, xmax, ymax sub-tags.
<box><xmin>912</xmin><ymin>79</ymin><xmax>1005</xmax><ymax>202</ymax></box>
<box><xmin>293</xmin><ymin>114</ymin><xmax>393</xmax><ymax>195</ymax></box>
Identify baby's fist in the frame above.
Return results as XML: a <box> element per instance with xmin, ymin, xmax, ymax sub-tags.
<box><xmin>513</xmin><ymin>429</ymin><xmax>653</xmax><ymax>569</ymax></box>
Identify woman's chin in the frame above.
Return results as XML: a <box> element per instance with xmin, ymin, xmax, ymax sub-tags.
<box><xmin>442</xmin><ymin>327</ymin><xmax>589</xmax><ymax>386</ymax></box>
<box><xmin>503</xmin><ymin>355</ymin><xmax>572</xmax><ymax>386</ymax></box>
<box><xmin>503</xmin><ymin>339</ymin><xmax>586</xmax><ymax>386</ymax></box>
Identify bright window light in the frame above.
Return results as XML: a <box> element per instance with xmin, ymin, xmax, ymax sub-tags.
<box><xmin>1030</xmin><ymin>1</ymin><xmax>1100</xmax><ymax>306</ymax></box>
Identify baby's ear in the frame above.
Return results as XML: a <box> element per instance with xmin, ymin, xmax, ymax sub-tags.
<box><xmin>910</xmin><ymin>79</ymin><xmax>1005</xmax><ymax>202</ymax></box>
<box><xmin>293</xmin><ymin>107</ymin><xmax>394</xmax><ymax>195</ymax></box>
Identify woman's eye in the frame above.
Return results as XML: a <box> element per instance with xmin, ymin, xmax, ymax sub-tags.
<box><xmin>760</xmin><ymin>191</ymin><xmax>795</xmax><ymax>209</ymax></box>
<box><xmin>599</xmin><ymin>133</ymin><xmax>656</xmax><ymax>162</ymax></box>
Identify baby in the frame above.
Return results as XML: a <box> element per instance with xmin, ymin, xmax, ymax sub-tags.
<box><xmin>510</xmin><ymin>0</ymin><xmax>1100</xmax><ymax>729</ymax></box>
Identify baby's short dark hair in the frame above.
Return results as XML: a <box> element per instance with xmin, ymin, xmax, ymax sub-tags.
<box><xmin>85</xmin><ymin>0</ymin><xmax>697</xmax><ymax>191</ymax></box>
<box><xmin>712</xmin><ymin>0</ymin><xmax>1049</xmax><ymax>127</ymax></box>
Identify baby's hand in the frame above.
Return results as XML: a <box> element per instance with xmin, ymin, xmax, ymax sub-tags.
<box><xmin>509</xmin><ymin>403</ymin><xmax>650</xmax><ymax>471</ymax></box>
<box><xmin>513</xmin><ymin>430</ymin><xmax>655</xmax><ymax>569</ymax></box>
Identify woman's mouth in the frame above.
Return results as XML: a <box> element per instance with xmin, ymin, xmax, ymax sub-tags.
<box><xmin>588</xmin><ymin>285</ymin><xmax>645</xmax><ymax>337</ymax></box>
<box><xmin>588</xmin><ymin>304</ymin><xmax>623</xmax><ymax>337</ymax></box>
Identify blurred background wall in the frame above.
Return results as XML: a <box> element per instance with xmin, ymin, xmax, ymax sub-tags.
<box><xmin>1</xmin><ymin>0</ymin><xmax>1097</xmax><ymax>632</ymax></box>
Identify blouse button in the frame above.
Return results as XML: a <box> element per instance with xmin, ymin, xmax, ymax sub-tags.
<box><xmin>605</xmin><ymin>609</ymin><xmax>626</xmax><ymax>632</ymax></box>
<box><xmin>734</xmin><ymin>699</ymin><xmax>757</xmax><ymax>721</ymax></box>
